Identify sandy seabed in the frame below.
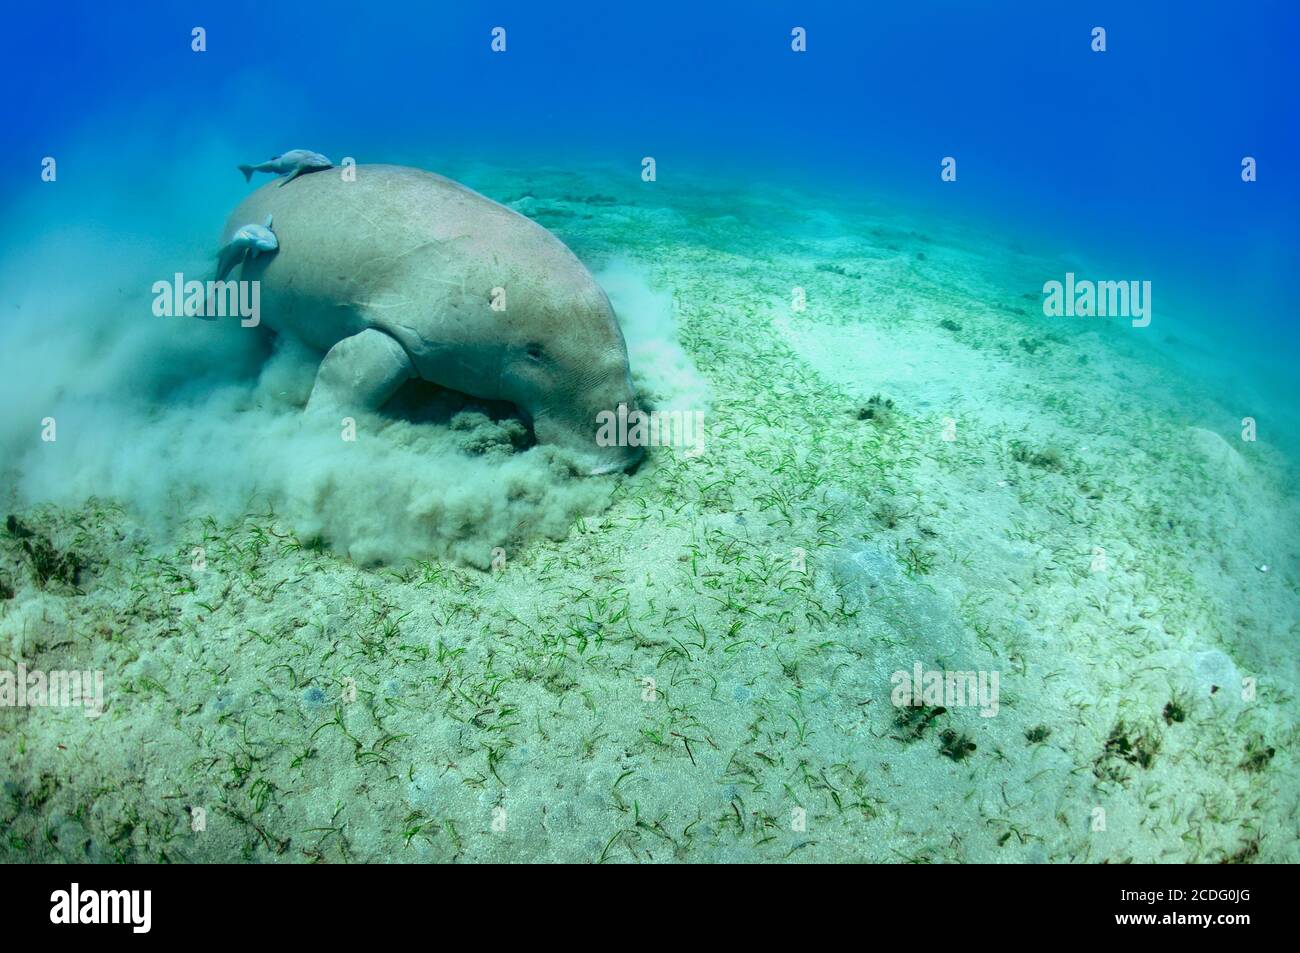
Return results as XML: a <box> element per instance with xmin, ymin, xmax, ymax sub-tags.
<box><xmin>1</xmin><ymin>165</ymin><xmax>1296</xmax><ymax>863</ymax></box>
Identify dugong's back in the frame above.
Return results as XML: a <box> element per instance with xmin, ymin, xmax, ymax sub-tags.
<box><xmin>221</xmin><ymin>164</ymin><xmax>600</xmax><ymax>365</ymax></box>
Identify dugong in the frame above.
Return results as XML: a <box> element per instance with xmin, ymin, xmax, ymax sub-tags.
<box><xmin>221</xmin><ymin>164</ymin><xmax>643</xmax><ymax>474</ymax></box>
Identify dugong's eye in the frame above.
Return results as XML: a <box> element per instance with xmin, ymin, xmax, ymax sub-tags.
<box><xmin>524</xmin><ymin>343</ymin><xmax>545</xmax><ymax>363</ymax></box>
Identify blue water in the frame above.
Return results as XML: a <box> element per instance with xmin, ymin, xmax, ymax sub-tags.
<box><xmin>3</xmin><ymin>0</ymin><xmax>1298</xmax><ymax>401</ymax></box>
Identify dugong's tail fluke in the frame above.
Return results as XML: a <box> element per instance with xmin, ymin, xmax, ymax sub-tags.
<box><xmin>238</xmin><ymin>164</ymin><xmax>255</xmax><ymax>183</ymax></box>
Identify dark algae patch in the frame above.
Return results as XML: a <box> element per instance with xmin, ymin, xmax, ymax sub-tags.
<box><xmin>4</xmin><ymin>514</ymin><xmax>83</xmax><ymax>589</ymax></box>
<box><xmin>1095</xmin><ymin>720</ymin><xmax>1161</xmax><ymax>781</ymax></box>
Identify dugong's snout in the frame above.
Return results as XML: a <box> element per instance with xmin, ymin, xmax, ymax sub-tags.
<box><xmin>576</xmin><ymin>359</ymin><xmax>645</xmax><ymax>475</ymax></box>
<box><xmin>586</xmin><ymin>440</ymin><xmax>645</xmax><ymax>476</ymax></box>
<box><xmin>501</xmin><ymin>293</ymin><xmax>645</xmax><ymax>475</ymax></box>
<box><xmin>531</xmin><ymin>386</ymin><xmax>646</xmax><ymax>476</ymax></box>
<box><xmin>521</xmin><ymin>353</ymin><xmax>645</xmax><ymax>475</ymax></box>
<box><xmin>565</xmin><ymin>431</ymin><xmax>645</xmax><ymax>476</ymax></box>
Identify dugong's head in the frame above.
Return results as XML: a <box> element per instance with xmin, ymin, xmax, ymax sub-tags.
<box><xmin>498</xmin><ymin>278</ymin><xmax>643</xmax><ymax>476</ymax></box>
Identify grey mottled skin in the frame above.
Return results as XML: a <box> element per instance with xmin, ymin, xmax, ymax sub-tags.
<box><xmin>222</xmin><ymin>164</ymin><xmax>642</xmax><ymax>474</ymax></box>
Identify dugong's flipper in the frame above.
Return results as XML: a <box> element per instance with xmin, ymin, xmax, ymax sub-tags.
<box><xmin>305</xmin><ymin>329</ymin><xmax>416</xmax><ymax>414</ymax></box>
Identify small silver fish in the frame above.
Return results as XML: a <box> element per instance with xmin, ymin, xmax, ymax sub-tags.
<box><xmin>215</xmin><ymin>215</ymin><xmax>279</xmax><ymax>282</ymax></box>
<box><xmin>237</xmin><ymin>149</ymin><xmax>333</xmax><ymax>187</ymax></box>
<box><xmin>202</xmin><ymin>215</ymin><xmax>279</xmax><ymax>319</ymax></box>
